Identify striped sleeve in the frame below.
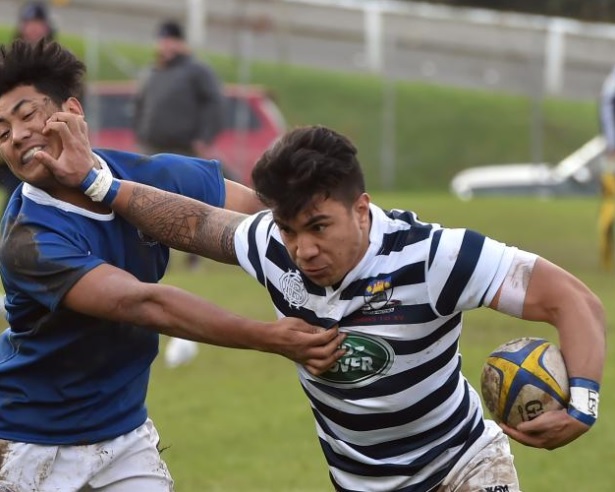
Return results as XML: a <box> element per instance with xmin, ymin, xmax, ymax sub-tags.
<box><xmin>234</xmin><ymin>210</ymin><xmax>274</xmax><ymax>286</ymax></box>
<box><xmin>426</xmin><ymin>228</ymin><xmax>515</xmax><ymax>316</ymax></box>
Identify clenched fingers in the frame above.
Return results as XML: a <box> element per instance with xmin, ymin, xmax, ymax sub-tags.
<box><xmin>302</xmin><ymin>333</ymin><xmax>346</xmax><ymax>376</ymax></box>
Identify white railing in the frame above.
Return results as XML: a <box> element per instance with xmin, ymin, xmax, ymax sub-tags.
<box><xmin>27</xmin><ymin>0</ymin><xmax>615</xmax><ymax>98</ymax></box>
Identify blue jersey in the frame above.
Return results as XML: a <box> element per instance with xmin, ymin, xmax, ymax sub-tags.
<box><xmin>0</xmin><ymin>149</ymin><xmax>225</xmax><ymax>445</ymax></box>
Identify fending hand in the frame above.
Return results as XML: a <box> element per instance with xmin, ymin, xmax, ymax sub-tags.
<box><xmin>269</xmin><ymin>318</ymin><xmax>346</xmax><ymax>376</ymax></box>
<box><xmin>35</xmin><ymin>111</ymin><xmax>97</xmax><ymax>187</ymax></box>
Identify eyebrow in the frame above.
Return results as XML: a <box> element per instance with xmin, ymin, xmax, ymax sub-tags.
<box><xmin>277</xmin><ymin>214</ymin><xmax>329</xmax><ymax>231</ymax></box>
<box><xmin>304</xmin><ymin>214</ymin><xmax>329</xmax><ymax>227</ymax></box>
<box><xmin>0</xmin><ymin>99</ymin><xmax>32</xmax><ymax>125</ymax></box>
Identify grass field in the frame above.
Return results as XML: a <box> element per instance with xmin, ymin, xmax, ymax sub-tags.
<box><xmin>150</xmin><ymin>193</ymin><xmax>615</xmax><ymax>492</ymax></box>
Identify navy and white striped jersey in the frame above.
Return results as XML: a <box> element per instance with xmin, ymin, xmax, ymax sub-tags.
<box><xmin>235</xmin><ymin>204</ymin><xmax>516</xmax><ymax>492</ymax></box>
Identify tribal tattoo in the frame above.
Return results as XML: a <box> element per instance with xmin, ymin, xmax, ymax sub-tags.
<box><xmin>124</xmin><ymin>184</ymin><xmax>244</xmax><ymax>265</ymax></box>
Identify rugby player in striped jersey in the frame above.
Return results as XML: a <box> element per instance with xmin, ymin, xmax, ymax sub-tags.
<box><xmin>42</xmin><ymin>123</ymin><xmax>606</xmax><ymax>492</ymax></box>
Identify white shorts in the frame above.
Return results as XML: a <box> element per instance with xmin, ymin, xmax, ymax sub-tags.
<box><xmin>436</xmin><ymin>421</ymin><xmax>521</xmax><ymax>492</ymax></box>
<box><xmin>0</xmin><ymin>419</ymin><xmax>174</xmax><ymax>492</ymax></box>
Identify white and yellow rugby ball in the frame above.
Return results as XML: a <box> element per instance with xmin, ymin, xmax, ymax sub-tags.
<box><xmin>480</xmin><ymin>337</ymin><xmax>570</xmax><ymax>428</ymax></box>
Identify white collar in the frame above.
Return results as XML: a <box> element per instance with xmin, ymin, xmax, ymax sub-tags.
<box><xmin>22</xmin><ymin>153</ymin><xmax>115</xmax><ymax>221</ymax></box>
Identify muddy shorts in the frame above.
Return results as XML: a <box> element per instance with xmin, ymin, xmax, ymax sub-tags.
<box><xmin>0</xmin><ymin>419</ymin><xmax>173</xmax><ymax>492</ymax></box>
<box><xmin>436</xmin><ymin>426</ymin><xmax>521</xmax><ymax>492</ymax></box>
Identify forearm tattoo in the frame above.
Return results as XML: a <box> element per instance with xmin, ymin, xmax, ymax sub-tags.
<box><xmin>125</xmin><ymin>185</ymin><xmax>243</xmax><ymax>264</ymax></box>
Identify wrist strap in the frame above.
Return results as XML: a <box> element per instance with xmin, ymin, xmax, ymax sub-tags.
<box><xmin>80</xmin><ymin>168</ymin><xmax>119</xmax><ymax>205</ymax></box>
<box><xmin>79</xmin><ymin>168</ymin><xmax>99</xmax><ymax>192</ymax></box>
<box><xmin>568</xmin><ymin>377</ymin><xmax>600</xmax><ymax>426</ymax></box>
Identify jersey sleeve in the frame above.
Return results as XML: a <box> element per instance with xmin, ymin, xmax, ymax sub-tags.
<box><xmin>425</xmin><ymin>228</ymin><xmax>516</xmax><ymax>316</ymax></box>
<box><xmin>0</xmin><ymin>223</ymin><xmax>104</xmax><ymax>312</ymax></box>
<box><xmin>148</xmin><ymin>154</ymin><xmax>226</xmax><ymax>206</ymax></box>
<box><xmin>104</xmin><ymin>150</ymin><xmax>226</xmax><ymax>207</ymax></box>
<box><xmin>234</xmin><ymin>211</ymin><xmax>274</xmax><ymax>287</ymax></box>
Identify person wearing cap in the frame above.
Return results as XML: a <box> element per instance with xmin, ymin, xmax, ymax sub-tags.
<box><xmin>134</xmin><ymin>20</ymin><xmax>225</xmax><ymax>161</ymax></box>
<box><xmin>14</xmin><ymin>1</ymin><xmax>56</xmax><ymax>44</ymax></box>
<box><xmin>134</xmin><ymin>20</ymin><xmax>226</xmax><ymax>277</ymax></box>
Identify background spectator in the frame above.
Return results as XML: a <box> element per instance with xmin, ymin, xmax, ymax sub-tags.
<box><xmin>14</xmin><ymin>1</ymin><xmax>56</xmax><ymax>44</ymax></box>
<box><xmin>134</xmin><ymin>20</ymin><xmax>225</xmax><ymax>159</ymax></box>
<box><xmin>598</xmin><ymin>66</ymin><xmax>615</xmax><ymax>270</ymax></box>
<box><xmin>134</xmin><ymin>19</ymin><xmax>226</xmax><ymax>271</ymax></box>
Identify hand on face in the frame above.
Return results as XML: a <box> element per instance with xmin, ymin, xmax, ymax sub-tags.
<box><xmin>35</xmin><ymin>111</ymin><xmax>97</xmax><ymax>188</ymax></box>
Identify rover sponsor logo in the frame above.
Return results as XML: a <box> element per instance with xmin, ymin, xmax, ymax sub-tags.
<box><xmin>317</xmin><ymin>334</ymin><xmax>394</xmax><ymax>388</ymax></box>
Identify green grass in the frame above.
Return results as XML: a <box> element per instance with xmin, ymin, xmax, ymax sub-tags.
<box><xmin>151</xmin><ymin>193</ymin><xmax>615</xmax><ymax>492</ymax></box>
<box><xmin>0</xmin><ymin>27</ymin><xmax>600</xmax><ymax>192</ymax></box>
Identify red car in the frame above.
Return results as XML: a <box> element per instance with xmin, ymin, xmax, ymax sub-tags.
<box><xmin>85</xmin><ymin>81</ymin><xmax>286</xmax><ymax>185</ymax></box>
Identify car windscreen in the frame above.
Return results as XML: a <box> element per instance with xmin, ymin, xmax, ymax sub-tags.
<box><xmin>224</xmin><ymin>97</ymin><xmax>261</xmax><ymax>131</ymax></box>
<box><xmin>85</xmin><ymin>91</ymin><xmax>261</xmax><ymax>132</ymax></box>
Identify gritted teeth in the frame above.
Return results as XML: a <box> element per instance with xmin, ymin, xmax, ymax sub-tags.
<box><xmin>22</xmin><ymin>146</ymin><xmax>44</xmax><ymax>164</ymax></box>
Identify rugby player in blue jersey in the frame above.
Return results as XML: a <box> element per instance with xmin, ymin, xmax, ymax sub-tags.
<box><xmin>0</xmin><ymin>40</ymin><xmax>345</xmax><ymax>491</ymax></box>
<box><xmin>40</xmin><ymin>85</ymin><xmax>605</xmax><ymax>489</ymax></box>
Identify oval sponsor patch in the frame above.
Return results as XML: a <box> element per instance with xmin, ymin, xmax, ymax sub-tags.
<box><xmin>317</xmin><ymin>333</ymin><xmax>394</xmax><ymax>388</ymax></box>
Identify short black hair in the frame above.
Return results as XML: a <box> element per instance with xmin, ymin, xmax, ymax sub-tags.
<box><xmin>0</xmin><ymin>40</ymin><xmax>86</xmax><ymax>105</ymax></box>
<box><xmin>251</xmin><ymin>125</ymin><xmax>366</xmax><ymax>221</ymax></box>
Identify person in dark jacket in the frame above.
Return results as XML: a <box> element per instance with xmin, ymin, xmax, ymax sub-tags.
<box><xmin>134</xmin><ymin>20</ymin><xmax>226</xmax><ymax>272</ymax></box>
<box><xmin>134</xmin><ymin>20</ymin><xmax>225</xmax><ymax>159</ymax></box>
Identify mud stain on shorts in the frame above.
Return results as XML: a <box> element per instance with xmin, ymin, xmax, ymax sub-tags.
<box><xmin>0</xmin><ymin>440</ymin><xmax>9</xmax><ymax>475</ymax></box>
<box><xmin>0</xmin><ymin>440</ymin><xmax>18</xmax><ymax>491</ymax></box>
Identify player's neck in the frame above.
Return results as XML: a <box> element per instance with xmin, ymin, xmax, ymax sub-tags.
<box><xmin>49</xmin><ymin>186</ymin><xmax>112</xmax><ymax>214</ymax></box>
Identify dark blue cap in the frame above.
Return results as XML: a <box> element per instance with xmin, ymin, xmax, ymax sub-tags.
<box><xmin>19</xmin><ymin>2</ymin><xmax>49</xmax><ymax>22</ymax></box>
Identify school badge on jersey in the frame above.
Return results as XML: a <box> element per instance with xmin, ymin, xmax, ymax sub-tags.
<box><xmin>280</xmin><ymin>269</ymin><xmax>308</xmax><ymax>308</ymax></box>
<box><xmin>361</xmin><ymin>276</ymin><xmax>400</xmax><ymax>314</ymax></box>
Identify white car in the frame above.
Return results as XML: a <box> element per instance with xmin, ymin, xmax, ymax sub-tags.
<box><xmin>450</xmin><ymin>136</ymin><xmax>606</xmax><ymax>200</ymax></box>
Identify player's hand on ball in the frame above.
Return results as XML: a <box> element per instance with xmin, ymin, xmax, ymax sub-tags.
<box><xmin>269</xmin><ymin>318</ymin><xmax>346</xmax><ymax>376</ymax></box>
<box><xmin>500</xmin><ymin>409</ymin><xmax>590</xmax><ymax>450</ymax></box>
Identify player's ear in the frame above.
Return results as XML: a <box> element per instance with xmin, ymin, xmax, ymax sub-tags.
<box><xmin>355</xmin><ymin>193</ymin><xmax>371</xmax><ymax>224</ymax></box>
<box><xmin>62</xmin><ymin>97</ymin><xmax>85</xmax><ymax>116</ymax></box>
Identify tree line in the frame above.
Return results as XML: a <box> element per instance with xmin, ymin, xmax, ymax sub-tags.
<box><xmin>419</xmin><ymin>1</ymin><xmax>615</xmax><ymax>23</ymax></box>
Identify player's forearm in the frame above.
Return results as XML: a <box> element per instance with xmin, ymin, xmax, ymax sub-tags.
<box><xmin>553</xmin><ymin>291</ymin><xmax>606</xmax><ymax>383</ymax></box>
<box><xmin>138</xmin><ymin>283</ymin><xmax>273</xmax><ymax>350</ymax></box>
<box><xmin>112</xmin><ymin>179</ymin><xmax>242</xmax><ymax>265</ymax></box>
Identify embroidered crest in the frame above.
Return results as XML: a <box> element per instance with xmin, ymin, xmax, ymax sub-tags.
<box><xmin>361</xmin><ymin>276</ymin><xmax>400</xmax><ymax>314</ymax></box>
<box><xmin>280</xmin><ymin>269</ymin><xmax>308</xmax><ymax>309</ymax></box>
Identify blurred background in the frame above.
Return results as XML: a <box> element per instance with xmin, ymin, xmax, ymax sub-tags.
<box><xmin>1</xmin><ymin>0</ymin><xmax>612</xmax><ymax>194</ymax></box>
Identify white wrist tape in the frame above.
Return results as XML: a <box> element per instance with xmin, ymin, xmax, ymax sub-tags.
<box><xmin>496</xmin><ymin>250</ymin><xmax>538</xmax><ymax>318</ymax></box>
<box><xmin>83</xmin><ymin>168</ymin><xmax>114</xmax><ymax>202</ymax></box>
<box><xmin>568</xmin><ymin>377</ymin><xmax>600</xmax><ymax>426</ymax></box>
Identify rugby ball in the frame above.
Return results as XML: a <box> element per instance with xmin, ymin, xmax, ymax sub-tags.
<box><xmin>480</xmin><ymin>337</ymin><xmax>570</xmax><ymax>428</ymax></box>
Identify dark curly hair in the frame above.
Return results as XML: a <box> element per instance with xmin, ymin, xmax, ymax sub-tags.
<box><xmin>251</xmin><ymin>125</ymin><xmax>366</xmax><ymax>221</ymax></box>
<box><xmin>0</xmin><ymin>39</ymin><xmax>86</xmax><ymax>105</ymax></box>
